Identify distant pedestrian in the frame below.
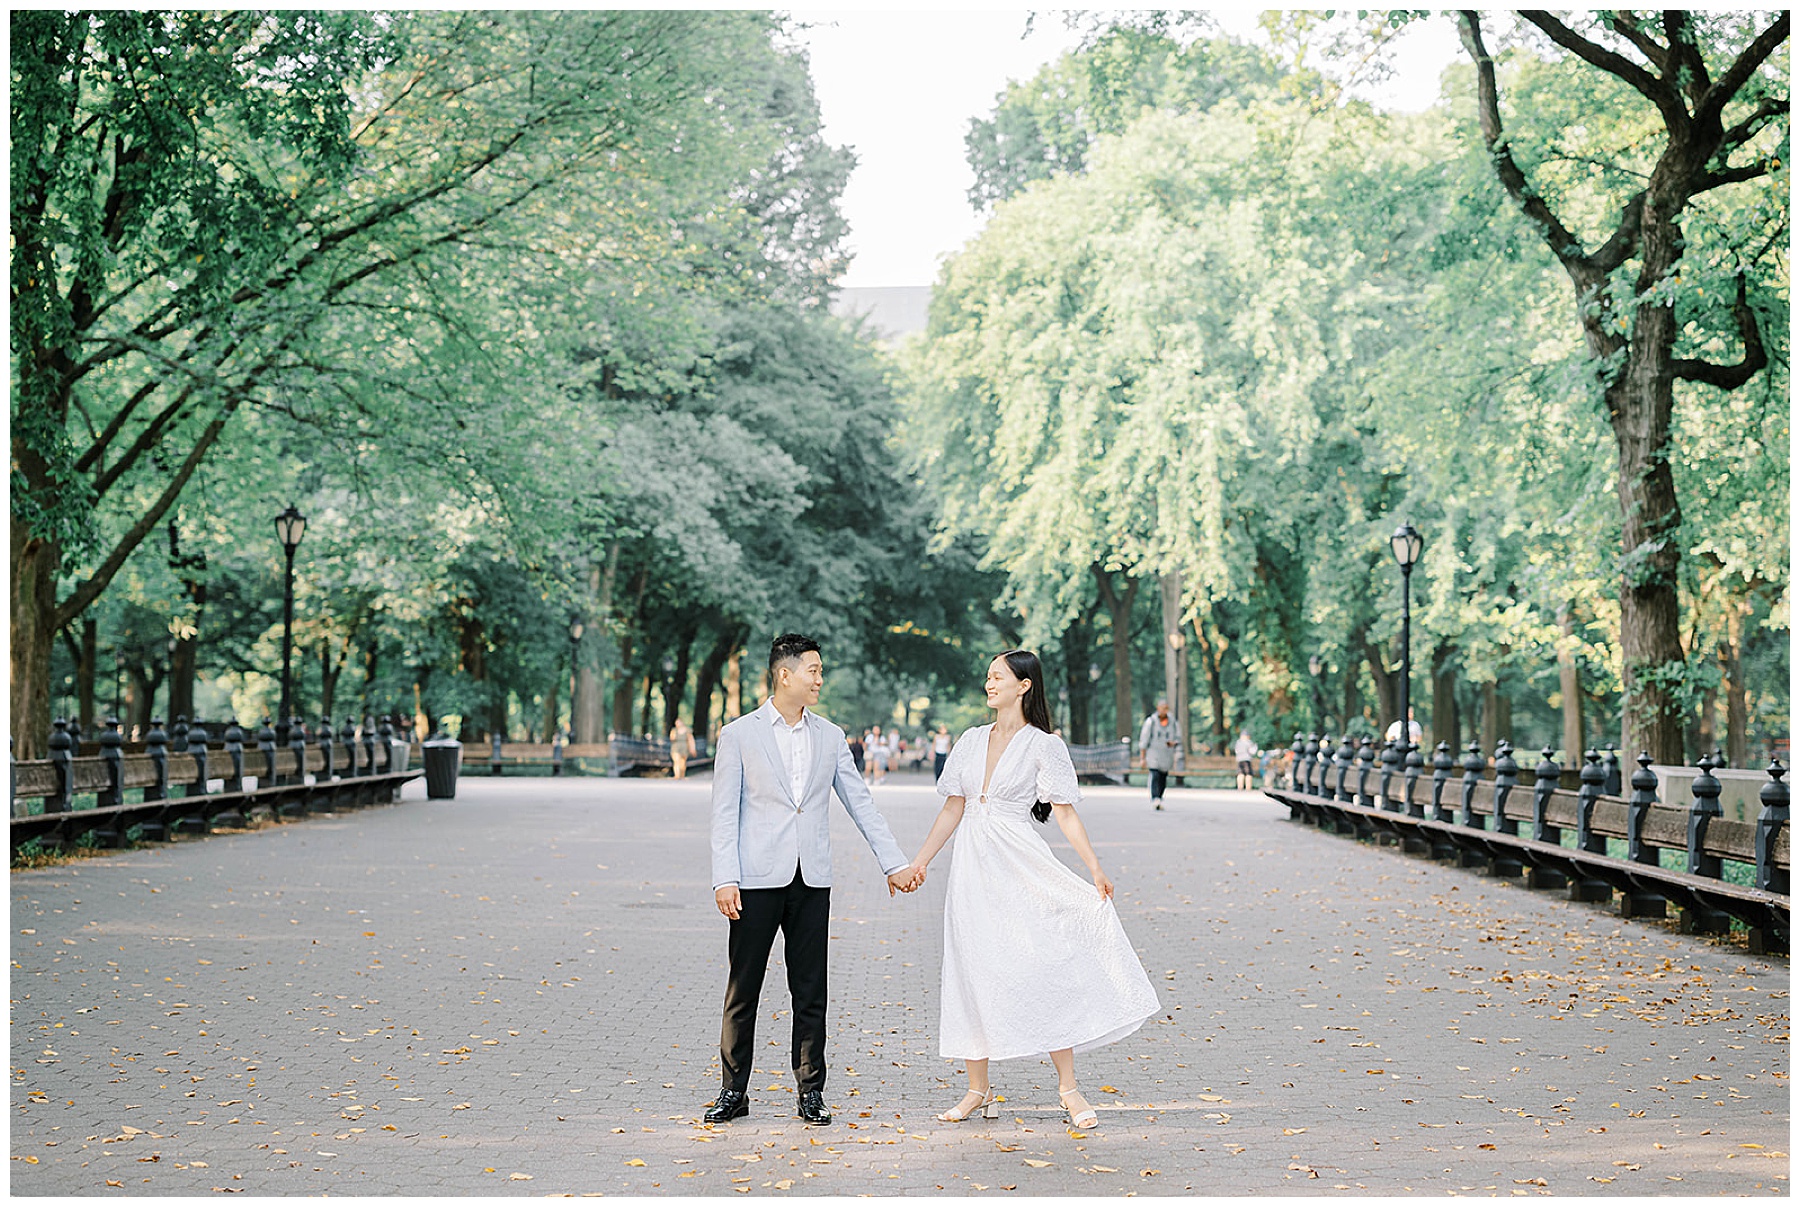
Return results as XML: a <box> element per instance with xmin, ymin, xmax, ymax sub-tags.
<box><xmin>670</xmin><ymin>717</ymin><xmax>697</xmax><ymax>779</ymax></box>
<box><xmin>867</xmin><ymin>724</ymin><xmax>888</xmax><ymax>784</ymax></box>
<box><xmin>848</xmin><ymin>732</ymin><xmax>865</xmax><ymax>775</ymax></box>
<box><xmin>1138</xmin><ymin>700</ymin><xmax>1181</xmax><ymax>811</ymax></box>
<box><xmin>1233</xmin><ymin>729</ymin><xmax>1258</xmax><ymax>791</ymax></box>
<box><xmin>932</xmin><ymin>724</ymin><xmax>952</xmax><ymax>780</ymax></box>
<box><xmin>1384</xmin><ymin>711</ymin><xmax>1422</xmax><ymax>748</ymax></box>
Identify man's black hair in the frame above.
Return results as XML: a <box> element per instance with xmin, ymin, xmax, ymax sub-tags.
<box><xmin>768</xmin><ymin>633</ymin><xmax>822</xmax><ymax>677</ymax></box>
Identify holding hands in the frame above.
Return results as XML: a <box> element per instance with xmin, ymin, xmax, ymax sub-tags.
<box><xmin>887</xmin><ymin>865</ymin><xmax>927</xmax><ymax>895</ymax></box>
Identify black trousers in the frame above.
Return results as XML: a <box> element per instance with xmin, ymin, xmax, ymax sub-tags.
<box><xmin>1148</xmin><ymin>768</ymin><xmax>1169</xmax><ymax>800</ymax></box>
<box><xmin>720</xmin><ymin>870</ymin><xmax>830</xmax><ymax>1094</ymax></box>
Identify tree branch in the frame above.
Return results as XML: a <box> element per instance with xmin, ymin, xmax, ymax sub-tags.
<box><xmin>1605</xmin><ymin>12</ymin><xmax>1671</xmax><ymax>72</ymax></box>
<box><xmin>1660</xmin><ymin>11</ymin><xmax>1712</xmax><ymax>105</ymax></box>
<box><xmin>1695</xmin><ymin>12</ymin><xmax>1791</xmax><ymax>131</ymax></box>
<box><xmin>55</xmin><ymin>393</ymin><xmax>245</xmax><ymax>629</ymax></box>
<box><xmin>1456</xmin><ymin>13</ymin><xmax>1596</xmax><ymax>270</ymax></box>
<box><xmin>1672</xmin><ymin>275</ymin><xmax>1768</xmax><ymax>390</ymax></box>
<box><xmin>1693</xmin><ymin>161</ymin><xmax>1774</xmax><ymax>194</ymax></box>
<box><xmin>1521</xmin><ymin>11</ymin><xmax>1687</xmax><ymax>128</ymax></box>
<box><xmin>1719</xmin><ymin>96</ymin><xmax>1788</xmax><ymax>151</ymax></box>
<box><xmin>73</xmin><ymin>377</ymin><xmax>160</xmax><ymax>473</ymax></box>
<box><xmin>1591</xmin><ymin>192</ymin><xmax>1647</xmax><ymax>272</ymax></box>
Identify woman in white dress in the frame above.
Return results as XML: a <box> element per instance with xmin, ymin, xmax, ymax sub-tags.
<box><xmin>901</xmin><ymin>649</ymin><xmax>1159</xmax><ymax>1128</ymax></box>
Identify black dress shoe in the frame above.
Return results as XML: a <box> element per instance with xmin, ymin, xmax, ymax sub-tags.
<box><xmin>704</xmin><ymin>1089</ymin><xmax>749</xmax><ymax>1123</ymax></box>
<box><xmin>796</xmin><ymin>1089</ymin><xmax>831</xmax><ymax>1125</ymax></box>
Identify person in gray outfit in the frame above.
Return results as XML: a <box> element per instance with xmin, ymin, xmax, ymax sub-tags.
<box><xmin>1138</xmin><ymin>699</ymin><xmax>1181</xmax><ymax>810</ymax></box>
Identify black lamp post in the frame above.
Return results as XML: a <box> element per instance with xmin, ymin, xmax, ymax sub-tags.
<box><xmin>1390</xmin><ymin>521</ymin><xmax>1424</xmax><ymax>770</ymax></box>
<box><xmin>274</xmin><ymin>505</ymin><xmax>307</xmax><ymax>745</ymax></box>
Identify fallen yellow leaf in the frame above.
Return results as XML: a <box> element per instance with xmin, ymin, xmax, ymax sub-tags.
<box><xmin>625</xmin><ymin>1159</ymin><xmax>646</xmax><ymax>1167</ymax></box>
<box><xmin>509</xmin><ymin>1173</ymin><xmax>533</xmax><ymax>1181</ymax></box>
<box><xmin>1098</xmin><ymin>1085</ymin><xmax>1119</xmax><ymax>1094</ymax></box>
<box><xmin>1022</xmin><ymin>1159</ymin><xmax>1053</xmax><ymax>1168</ymax></box>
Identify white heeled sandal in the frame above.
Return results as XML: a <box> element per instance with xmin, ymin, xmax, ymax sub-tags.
<box><xmin>1059</xmin><ymin>1087</ymin><xmax>1098</xmax><ymax>1129</ymax></box>
<box><xmin>937</xmin><ymin>1088</ymin><xmax>1000</xmax><ymax>1123</ymax></box>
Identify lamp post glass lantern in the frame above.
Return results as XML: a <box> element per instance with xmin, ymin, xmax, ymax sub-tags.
<box><xmin>274</xmin><ymin>506</ymin><xmax>307</xmax><ymax>744</ymax></box>
<box><xmin>1390</xmin><ymin>522</ymin><xmax>1423</xmax><ymax>770</ymax></box>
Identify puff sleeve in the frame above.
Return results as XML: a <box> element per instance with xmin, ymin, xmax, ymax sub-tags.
<box><xmin>1034</xmin><ymin>730</ymin><xmax>1083</xmax><ymax>806</ymax></box>
<box><xmin>936</xmin><ymin>727</ymin><xmax>979</xmax><ymax>799</ymax></box>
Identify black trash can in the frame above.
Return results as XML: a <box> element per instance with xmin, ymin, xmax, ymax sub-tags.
<box><xmin>422</xmin><ymin>735</ymin><xmax>463</xmax><ymax>799</ymax></box>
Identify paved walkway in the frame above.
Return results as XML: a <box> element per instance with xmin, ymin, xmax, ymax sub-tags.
<box><xmin>11</xmin><ymin>773</ymin><xmax>1788</xmax><ymax>1196</ymax></box>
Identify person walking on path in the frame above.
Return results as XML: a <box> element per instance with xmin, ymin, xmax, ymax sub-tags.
<box><xmin>899</xmin><ymin>649</ymin><xmax>1159</xmax><ymax>1129</ymax></box>
<box><xmin>866</xmin><ymin>724</ymin><xmax>888</xmax><ymax>784</ymax></box>
<box><xmin>1233</xmin><ymin>728</ymin><xmax>1259</xmax><ymax>791</ymax></box>
<box><xmin>706</xmin><ymin>634</ymin><xmax>918</xmax><ymax>1127</ymax></box>
<box><xmin>669</xmin><ymin>716</ymin><xmax>697</xmax><ymax>780</ymax></box>
<box><xmin>932</xmin><ymin>723</ymin><xmax>952</xmax><ymax>780</ymax></box>
<box><xmin>1139</xmin><ymin>699</ymin><xmax>1181</xmax><ymax>810</ymax></box>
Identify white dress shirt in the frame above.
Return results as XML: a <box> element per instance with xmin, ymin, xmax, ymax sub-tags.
<box><xmin>767</xmin><ymin>702</ymin><xmax>811</xmax><ymax>802</ymax></box>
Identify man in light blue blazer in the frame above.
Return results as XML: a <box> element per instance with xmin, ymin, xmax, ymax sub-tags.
<box><xmin>705</xmin><ymin>633</ymin><xmax>916</xmax><ymax>1126</ymax></box>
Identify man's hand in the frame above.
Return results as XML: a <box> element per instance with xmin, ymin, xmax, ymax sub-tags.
<box><xmin>887</xmin><ymin>866</ymin><xmax>923</xmax><ymax>896</ymax></box>
<box><xmin>715</xmin><ymin>885</ymin><xmax>742</xmax><ymax>920</ymax></box>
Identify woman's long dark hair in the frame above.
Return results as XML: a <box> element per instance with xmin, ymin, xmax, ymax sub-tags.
<box><xmin>998</xmin><ymin>648</ymin><xmax>1057</xmax><ymax>823</ymax></box>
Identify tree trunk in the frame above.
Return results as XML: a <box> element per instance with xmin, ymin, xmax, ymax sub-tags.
<box><xmin>1606</xmin><ymin>238</ymin><xmax>1687</xmax><ymax>764</ymax></box>
<box><xmin>571</xmin><ymin>552</ymin><xmax>613</xmax><ymax>744</ymax></box>
<box><xmin>1558</xmin><ymin>607</ymin><xmax>1584</xmax><ymax>760</ymax></box>
<box><xmin>1060</xmin><ymin>603</ymin><xmax>1100</xmax><ymax>745</ymax></box>
<box><xmin>724</xmin><ymin>650</ymin><xmax>742</xmax><ymax>722</ymax></box>
<box><xmin>78</xmin><ymin>617</ymin><xmax>98</xmax><ymax>730</ymax></box>
<box><xmin>10</xmin><ymin>523</ymin><xmax>59</xmax><ymax>759</ymax></box>
<box><xmin>662</xmin><ymin>627</ymin><xmax>696</xmax><ymax>734</ymax></box>
<box><xmin>1695</xmin><ymin>677</ymin><xmax>1718</xmax><ymax>760</ymax></box>
<box><xmin>1158</xmin><ymin>571</ymin><xmax>1187</xmax><ymax>765</ymax></box>
<box><xmin>1192</xmin><ymin>617</ymin><xmax>1227</xmax><ymax>752</ymax></box>
<box><xmin>319</xmin><ymin>639</ymin><xmax>340</xmax><ymax>721</ymax></box>
<box><xmin>543</xmin><ymin>673</ymin><xmax>559</xmax><ymax>742</ymax></box>
<box><xmin>610</xmin><ymin>632</ymin><xmax>636</xmax><ymax>737</ymax></box>
<box><xmin>1365</xmin><ymin>636</ymin><xmax>1397</xmax><ymax>733</ymax></box>
<box><xmin>638</xmin><ymin>674</ymin><xmax>654</xmax><ymax>738</ymax></box>
<box><xmin>608</xmin><ymin>566</ymin><xmax>648</xmax><ymax>737</ymax></box>
<box><xmin>168</xmin><ymin>588</ymin><xmax>202</xmax><ymax>725</ymax></box>
<box><xmin>125</xmin><ymin>665</ymin><xmax>151</xmax><ymax>734</ymax></box>
<box><xmin>1430</xmin><ymin>648</ymin><xmax>1459</xmax><ymax>751</ymax></box>
<box><xmin>362</xmin><ymin>642</ymin><xmax>380</xmax><ymax>720</ymax></box>
<box><xmin>692</xmin><ymin>627</ymin><xmax>743</xmax><ymax>742</ymax></box>
<box><xmin>1722</xmin><ymin>604</ymin><xmax>1749</xmax><ymax>767</ymax></box>
<box><xmin>1092</xmin><ymin>564</ymin><xmax>1139</xmax><ymax>740</ymax></box>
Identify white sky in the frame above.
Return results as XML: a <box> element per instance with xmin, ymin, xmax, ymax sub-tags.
<box><xmin>788</xmin><ymin>9</ymin><xmax>1465</xmax><ymax>288</ymax></box>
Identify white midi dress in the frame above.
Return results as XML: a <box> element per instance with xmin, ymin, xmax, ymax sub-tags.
<box><xmin>934</xmin><ymin>724</ymin><xmax>1160</xmax><ymax>1061</ymax></box>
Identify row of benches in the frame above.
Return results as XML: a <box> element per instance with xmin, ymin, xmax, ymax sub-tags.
<box><xmin>1264</xmin><ymin>737</ymin><xmax>1789</xmax><ymax>954</ymax></box>
<box><xmin>11</xmin><ymin>717</ymin><xmax>419</xmax><ymax>853</ymax></box>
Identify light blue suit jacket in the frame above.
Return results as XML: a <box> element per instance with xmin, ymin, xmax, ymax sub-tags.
<box><xmin>710</xmin><ymin>702</ymin><xmax>908</xmax><ymax>891</ymax></box>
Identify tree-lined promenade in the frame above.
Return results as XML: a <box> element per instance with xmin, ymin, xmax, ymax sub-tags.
<box><xmin>11</xmin><ymin>12</ymin><xmax>1788</xmax><ymax>775</ymax></box>
<box><xmin>9</xmin><ymin>777</ymin><xmax>1790</xmax><ymax>1194</ymax></box>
